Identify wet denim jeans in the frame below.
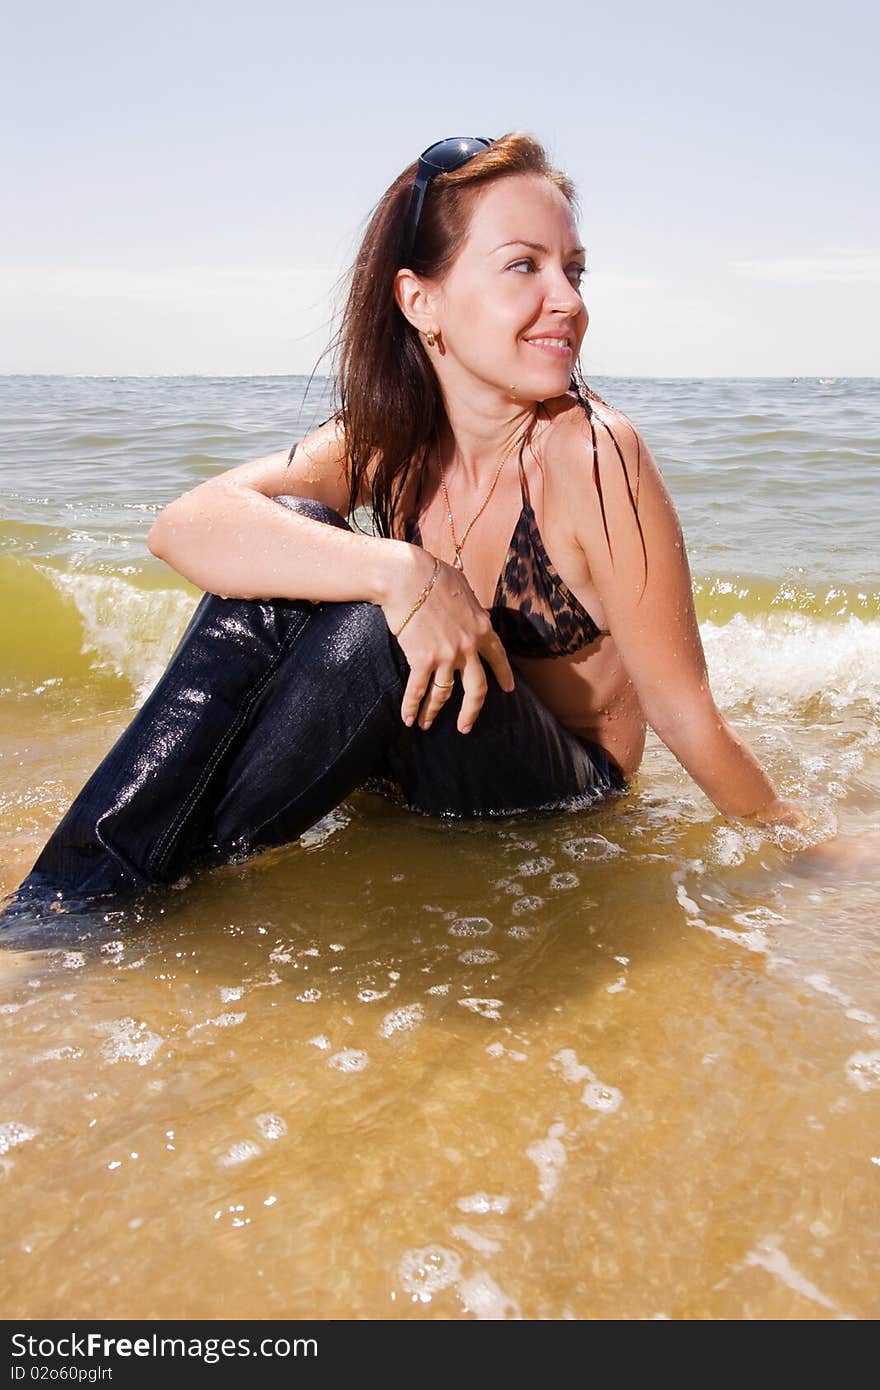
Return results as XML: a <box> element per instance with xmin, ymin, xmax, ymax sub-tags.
<box><xmin>2</xmin><ymin>497</ymin><xmax>625</xmax><ymax>922</ymax></box>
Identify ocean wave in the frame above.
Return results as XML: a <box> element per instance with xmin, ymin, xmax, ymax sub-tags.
<box><xmin>693</xmin><ymin>574</ymin><xmax>880</xmax><ymax>624</ymax></box>
<box><xmin>0</xmin><ymin>555</ymin><xmax>196</xmax><ymax>700</ymax></box>
<box><xmin>702</xmin><ymin>611</ymin><xmax>880</xmax><ymax>715</ymax></box>
<box><xmin>1</xmin><ymin>555</ymin><xmax>879</xmax><ymax>719</ymax></box>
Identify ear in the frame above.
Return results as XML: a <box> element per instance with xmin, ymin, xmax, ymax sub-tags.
<box><xmin>393</xmin><ymin>267</ymin><xmax>440</xmax><ymax>335</ymax></box>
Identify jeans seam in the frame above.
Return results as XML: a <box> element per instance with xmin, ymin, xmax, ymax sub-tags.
<box><xmin>216</xmin><ymin>669</ymin><xmax>402</xmax><ymax>852</ymax></box>
<box><xmin>145</xmin><ymin>608</ymin><xmax>311</xmax><ymax>876</ymax></box>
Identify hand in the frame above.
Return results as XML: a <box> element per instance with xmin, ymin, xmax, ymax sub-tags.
<box><xmin>381</xmin><ymin>546</ymin><xmax>515</xmax><ymax>734</ymax></box>
<box><xmin>749</xmin><ymin>797</ymin><xmax>811</xmax><ymax>831</ymax></box>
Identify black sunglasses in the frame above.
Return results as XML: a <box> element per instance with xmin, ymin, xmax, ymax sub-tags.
<box><xmin>400</xmin><ymin>136</ymin><xmax>494</xmax><ymax>265</ymax></box>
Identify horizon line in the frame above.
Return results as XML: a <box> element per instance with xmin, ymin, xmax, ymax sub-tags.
<box><xmin>1</xmin><ymin>372</ymin><xmax>876</xmax><ymax>383</ymax></box>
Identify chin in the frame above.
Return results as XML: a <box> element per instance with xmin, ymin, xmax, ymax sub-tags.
<box><xmin>520</xmin><ymin>367</ymin><xmax>573</xmax><ymax>400</ymax></box>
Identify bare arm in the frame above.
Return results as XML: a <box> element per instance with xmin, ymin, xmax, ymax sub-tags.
<box><xmin>147</xmin><ymin>416</ymin><xmax>516</xmax><ymax>730</ymax></box>
<box><xmin>567</xmin><ymin>407</ymin><xmax>800</xmax><ymax>826</ymax></box>
<box><xmin>146</xmin><ymin>416</ymin><xmax>409</xmax><ymax>605</ymax></box>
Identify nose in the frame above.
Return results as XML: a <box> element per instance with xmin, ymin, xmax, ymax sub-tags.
<box><xmin>545</xmin><ymin>265</ymin><xmax>585</xmax><ymax>318</ymax></box>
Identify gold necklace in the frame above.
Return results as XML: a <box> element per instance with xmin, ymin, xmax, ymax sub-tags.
<box><xmin>437</xmin><ymin>419</ymin><xmax>533</xmax><ymax>574</ymax></box>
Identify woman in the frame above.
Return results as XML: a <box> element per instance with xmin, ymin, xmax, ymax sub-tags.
<box><xmin>3</xmin><ymin>132</ymin><xmax>806</xmax><ymax>925</ymax></box>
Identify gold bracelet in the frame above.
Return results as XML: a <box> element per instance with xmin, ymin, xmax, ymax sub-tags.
<box><xmin>393</xmin><ymin>555</ymin><xmax>441</xmax><ymax>638</ymax></box>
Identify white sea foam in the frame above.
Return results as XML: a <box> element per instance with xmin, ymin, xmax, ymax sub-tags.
<box><xmin>526</xmin><ymin>1121</ymin><xmax>568</xmax><ymax>1203</ymax></box>
<box><xmin>458</xmin><ymin>998</ymin><xmax>503</xmax><ymax>1020</ymax></box>
<box><xmin>457</xmin><ymin>1192</ymin><xmax>511</xmax><ymax>1215</ymax></box>
<box><xmin>458</xmin><ymin>1269</ymin><xmax>521</xmax><ymax>1319</ymax></box>
<box><xmin>379</xmin><ymin>1004</ymin><xmax>424</xmax><ymax>1037</ymax></box>
<box><xmin>550</xmin><ymin>1048</ymin><xmax>623</xmax><ymax>1112</ymax></box>
<box><xmin>255</xmin><ymin>1113</ymin><xmax>287</xmax><ymax>1140</ymax></box>
<box><xmin>0</xmin><ymin>1122</ymin><xmax>39</xmax><ymax>1155</ymax></box>
<box><xmin>96</xmin><ymin>1017</ymin><xmax>163</xmax><ymax>1066</ymax></box>
<box><xmin>218</xmin><ymin>1140</ymin><xmax>262</xmax><ymax>1168</ymax></box>
<box><xmin>398</xmin><ymin>1246</ymin><xmax>462</xmax><ymax>1304</ymax></box>
<box><xmin>702</xmin><ymin>613</ymin><xmax>880</xmax><ymax>715</ymax></box>
<box><xmin>45</xmin><ymin>565</ymin><xmax>195</xmax><ymax>700</ymax></box>
<box><xmin>328</xmin><ymin>1049</ymin><xmax>370</xmax><ymax>1072</ymax></box>
<box><xmin>845</xmin><ymin>1049</ymin><xmax>880</xmax><ymax>1092</ymax></box>
<box><xmin>448</xmin><ymin>917</ymin><xmax>494</xmax><ymax>938</ymax></box>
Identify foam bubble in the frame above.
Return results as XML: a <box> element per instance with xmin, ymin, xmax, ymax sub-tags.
<box><xmin>561</xmin><ymin>836</ymin><xmax>624</xmax><ymax>862</ymax></box>
<box><xmin>845</xmin><ymin>1050</ymin><xmax>880</xmax><ymax>1092</ymax></box>
<box><xmin>398</xmin><ymin>1246</ymin><xmax>462</xmax><ymax>1303</ymax></box>
<box><xmin>582</xmin><ymin>1081</ymin><xmax>623</xmax><ymax>1113</ymax></box>
<box><xmin>187</xmin><ymin>1011</ymin><xmax>246</xmax><ymax>1036</ymax></box>
<box><xmin>458</xmin><ymin>998</ymin><xmax>503</xmax><ymax>1020</ymax></box>
<box><xmin>328</xmin><ymin>1049</ymin><xmax>370</xmax><ymax>1072</ymax></box>
<box><xmin>255</xmin><ymin>1113</ymin><xmax>287</xmax><ymax>1140</ymax></box>
<box><xmin>516</xmin><ymin>856</ymin><xmax>554</xmax><ymax>877</ymax></box>
<box><xmin>0</xmin><ymin>1122</ymin><xmax>39</xmax><ymax>1156</ymax></box>
<box><xmin>457</xmin><ymin>1192</ymin><xmax>511</xmax><ymax>1215</ymax></box>
<box><xmin>448</xmin><ymin>916</ymin><xmax>494</xmax><ymax>937</ymax></box>
<box><xmin>458</xmin><ymin>1269</ymin><xmax>521</xmax><ymax>1319</ymax></box>
<box><xmin>379</xmin><ymin>1004</ymin><xmax>425</xmax><ymax>1038</ymax></box>
<box><xmin>511</xmin><ymin>895</ymin><xmax>544</xmax><ymax>915</ymax></box>
<box><xmin>96</xmin><ymin>1017</ymin><xmax>162</xmax><ymax>1066</ymax></box>
<box><xmin>218</xmin><ymin>1140</ymin><xmax>262</xmax><ymax>1168</ymax></box>
<box><xmin>548</xmin><ymin>872</ymin><xmax>579</xmax><ymax>891</ymax></box>
<box><xmin>34</xmin><ymin>1045</ymin><xmax>84</xmax><ymax>1063</ymax></box>
<box><xmin>526</xmin><ymin>1122</ymin><xmax>568</xmax><ymax>1201</ymax></box>
<box><xmin>551</xmin><ymin>1048</ymin><xmax>623</xmax><ymax>1112</ymax></box>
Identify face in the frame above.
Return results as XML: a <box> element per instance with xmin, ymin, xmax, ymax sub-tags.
<box><xmin>426</xmin><ymin>173</ymin><xmax>589</xmax><ymax>402</ymax></box>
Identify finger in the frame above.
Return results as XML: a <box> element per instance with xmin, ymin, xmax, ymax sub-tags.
<box><xmin>479</xmin><ymin>629</ymin><xmax>516</xmax><ymax>692</ymax></box>
<box><xmin>401</xmin><ymin>666</ymin><xmax>434</xmax><ymax>726</ymax></box>
<box><xmin>457</xmin><ymin>654</ymin><xmax>489</xmax><ymax>734</ymax></box>
<box><xmin>417</xmin><ymin>668</ymin><xmax>457</xmax><ymax>730</ymax></box>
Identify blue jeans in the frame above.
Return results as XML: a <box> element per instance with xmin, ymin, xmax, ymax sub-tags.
<box><xmin>2</xmin><ymin>498</ymin><xmax>626</xmax><ymax>923</ymax></box>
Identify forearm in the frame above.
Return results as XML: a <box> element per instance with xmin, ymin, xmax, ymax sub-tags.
<box><xmin>147</xmin><ymin>483</ymin><xmax>410</xmax><ymax>604</ymax></box>
<box><xmin>650</xmin><ymin>699</ymin><xmax>784</xmax><ymax>820</ymax></box>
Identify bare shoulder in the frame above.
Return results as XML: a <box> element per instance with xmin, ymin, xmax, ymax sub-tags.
<box><xmin>541</xmin><ymin>390</ymin><xmax>684</xmax><ymax>598</ymax></box>
<box><xmin>541</xmin><ymin>390</ymin><xmax>652</xmax><ymax>500</ymax></box>
<box><xmin>198</xmin><ymin>414</ymin><xmax>361</xmax><ymax>516</ymax></box>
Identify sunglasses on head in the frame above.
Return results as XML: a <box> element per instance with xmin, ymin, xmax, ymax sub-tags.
<box><xmin>400</xmin><ymin>136</ymin><xmax>494</xmax><ymax>265</ymax></box>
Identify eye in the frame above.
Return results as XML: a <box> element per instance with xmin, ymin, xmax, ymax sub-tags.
<box><xmin>508</xmin><ymin>257</ymin><xmax>587</xmax><ymax>287</ymax></box>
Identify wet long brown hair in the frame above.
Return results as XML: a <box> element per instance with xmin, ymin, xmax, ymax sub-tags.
<box><xmin>320</xmin><ymin>131</ymin><xmax>645</xmax><ymax>574</ymax></box>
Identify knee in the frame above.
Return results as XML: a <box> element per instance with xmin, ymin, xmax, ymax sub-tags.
<box><xmin>272</xmin><ymin>495</ymin><xmax>352</xmax><ymax>532</ymax></box>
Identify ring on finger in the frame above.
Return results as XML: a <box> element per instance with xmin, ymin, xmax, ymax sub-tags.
<box><xmin>431</xmin><ymin>679</ymin><xmax>455</xmax><ymax>689</ymax></box>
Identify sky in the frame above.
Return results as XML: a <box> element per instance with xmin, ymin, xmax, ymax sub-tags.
<box><xmin>1</xmin><ymin>0</ymin><xmax>877</xmax><ymax>378</ymax></box>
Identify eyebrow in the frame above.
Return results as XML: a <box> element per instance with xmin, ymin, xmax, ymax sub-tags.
<box><xmin>492</xmin><ymin>239</ymin><xmax>587</xmax><ymax>258</ymax></box>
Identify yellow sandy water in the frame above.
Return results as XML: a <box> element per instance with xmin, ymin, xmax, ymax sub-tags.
<box><xmin>2</xmin><ymin>696</ymin><xmax>879</xmax><ymax>1320</ymax></box>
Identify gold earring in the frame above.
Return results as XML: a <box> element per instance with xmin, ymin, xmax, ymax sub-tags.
<box><xmin>425</xmin><ymin>330</ymin><xmax>437</xmax><ymax>348</ymax></box>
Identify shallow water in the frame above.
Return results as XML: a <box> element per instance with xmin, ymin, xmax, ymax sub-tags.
<box><xmin>1</xmin><ymin>375</ymin><xmax>879</xmax><ymax>1319</ymax></box>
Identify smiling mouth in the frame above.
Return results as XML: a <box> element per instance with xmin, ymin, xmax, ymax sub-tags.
<box><xmin>524</xmin><ymin>337</ymin><xmax>573</xmax><ymax>356</ymax></box>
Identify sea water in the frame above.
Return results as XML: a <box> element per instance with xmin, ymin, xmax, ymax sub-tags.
<box><xmin>0</xmin><ymin>374</ymin><xmax>877</xmax><ymax>1319</ymax></box>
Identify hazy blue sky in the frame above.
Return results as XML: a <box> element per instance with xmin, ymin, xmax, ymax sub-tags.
<box><xmin>2</xmin><ymin>0</ymin><xmax>876</xmax><ymax>376</ymax></box>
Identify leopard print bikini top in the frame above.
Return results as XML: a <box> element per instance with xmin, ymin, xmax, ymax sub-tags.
<box><xmin>404</xmin><ymin>436</ymin><xmax>610</xmax><ymax>660</ymax></box>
